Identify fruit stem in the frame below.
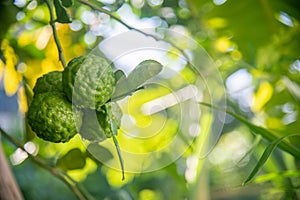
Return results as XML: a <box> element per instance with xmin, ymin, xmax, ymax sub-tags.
<box><xmin>112</xmin><ymin>134</ymin><xmax>125</xmax><ymax>181</ymax></box>
<box><xmin>44</xmin><ymin>0</ymin><xmax>67</xmax><ymax>69</ymax></box>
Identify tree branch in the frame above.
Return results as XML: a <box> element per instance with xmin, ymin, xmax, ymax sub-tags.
<box><xmin>77</xmin><ymin>0</ymin><xmax>191</xmax><ymax>61</ymax></box>
<box><xmin>45</xmin><ymin>0</ymin><xmax>67</xmax><ymax>68</ymax></box>
<box><xmin>0</xmin><ymin>127</ymin><xmax>93</xmax><ymax>200</ymax></box>
<box><xmin>0</xmin><ymin>140</ymin><xmax>24</xmax><ymax>200</ymax></box>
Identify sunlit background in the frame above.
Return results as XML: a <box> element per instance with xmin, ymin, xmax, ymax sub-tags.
<box><xmin>1</xmin><ymin>0</ymin><xmax>300</xmax><ymax>199</ymax></box>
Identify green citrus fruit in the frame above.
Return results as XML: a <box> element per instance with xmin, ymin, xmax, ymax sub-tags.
<box><xmin>33</xmin><ymin>71</ymin><xmax>63</xmax><ymax>95</ymax></box>
<box><xmin>27</xmin><ymin>92</ymin><xmax>81</xmax><ymax>143</ymax></box>
<box><xmin>63</xmin><ymin>54</ymin><xmax>115</xmax><ymax>110</ymax></box>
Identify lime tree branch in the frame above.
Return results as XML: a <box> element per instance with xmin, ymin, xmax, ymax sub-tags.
<box><xmin>45</xmin><ymin>0</ymin><xmax>67</xmax><ymax>68</ymax></box>
<box><xmin>77</xmin><ymin>0</ymin><xmax>190</xmax><ymax>60</ymax></box>
<box><xmin>0</xmin><ymin>127</ymin><xmax>93</xmax><ymax>200</ymax></box>
<box><xmin>199</xmin><ymin>102</ymin><xmax>300</xmax><ymax>160</ymax></box>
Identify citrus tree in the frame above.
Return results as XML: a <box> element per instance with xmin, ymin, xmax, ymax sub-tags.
<box><xmin>0</xmin><ymin>0</ymin><xmax>300</xmax><ymax>199</ymax></box>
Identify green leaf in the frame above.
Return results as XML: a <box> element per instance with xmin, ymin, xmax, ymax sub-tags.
<box><xmin>243</xmin><ymin>135</ymin><xmax>295</xmax><ymax>185</ymax></box>
<box><xmin>61</xmin><ymin>0</ymin><xmax>73</xmax><ymax>7</ymax></box>
<box><xmin>254</xmin><ymin>170</ymin><xmax>300</xmax><ymax>183</ymax></box>
<box><xmin>80</xmin><ymin>109</ymin><xmax>107</xmax><ymax>142</ymax></box>
<box><xmin>114</xmin><ymin>70</ymin><xmax>125</xmax><ymax>82</ymax></box>
<box><xmin>108</xmin><ymin>102</ymin><xmax>123</xmax><ymax>129</ymax></box>
<box><xmin>112</xmin><ymin>60</ymin><xmax>163</xmax><ymax>100</ymax></box>
<box><xmin>237</xmin><ymin>135</ymin><xmax>261</xmax><ymax>165</ymax></box>
<box><xmin>87</xmin><ymin>143</ymin><xmax>114</xmax><ymax>163</ymax></box>
<box><xmin>199</xmin><ymin>102</ymin><xmax>300</xmax><ymax>160</ymax></box>
<box><xmin>283</xmin><ymin>76</ymin><xmax>300</xmax><ymax>102</ymax></box>
<box><xmin>56</xmin><ymin>148</ymin><xmax>86</xmax><ymax>170</ymax></box>
<box><xmin>53</xmin><ymin>0</ymin><xmax>71</xmax><ymax>23</ymax></box>
<box><xmin>186</xmin><ymin>0</ymin><xmax>300</xmax><ymax>61</ymax></box>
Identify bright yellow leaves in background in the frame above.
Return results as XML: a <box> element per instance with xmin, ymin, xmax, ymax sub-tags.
<box><xmin>252</xmin><ymin>81</ymin><xmax>273</xmax><ymax>113</ymax></box>
<box><xmin>1</xmin><ymin>40</ymin><xmax>22</xmax><ymax>96</ymax></box>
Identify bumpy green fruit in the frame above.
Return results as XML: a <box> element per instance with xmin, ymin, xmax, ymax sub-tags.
<box><xmin>63</xmin><ymin>54</ymin><xmax>115</xmax><ymax>110</ymax></box>
<box><xmin>33</xmin><ymin>71</ymin><xmax>63</xmax><ymax>95</ymax></box>
<box><xmin>27</xmin><ymin>92</ymin><xmax>81</xmax><ymax>143</ymax></box>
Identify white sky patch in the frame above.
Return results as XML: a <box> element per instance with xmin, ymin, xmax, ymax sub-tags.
<box><xmin>99</xmin><ymin>0</ymin><xmax>116</xmax><ymax>4</ymax></box>
<box><xmin>100</xmin><ymin>4</ymin><xmax>162</xmax><ymax>38</ymax></box>
<box><xmin>185</xmin><ymin>155</ymin><xmax>199</xmax><ymax>183</ymax></box>
<box><xmin>226</xmin><ymin>69</ymin><xmax>253</xmax><ymax>108</ymax></box>
<box><xmin>278</xmin><ymin>11</ymin><xmax>294</xmax><ymax>27</ymax></box>
<box><xmin>141</xmin><ymin>85</ymin><xmax>199</xmax><ymax>115</ymax></box>
<box><xmin>95</xmin><ymin>3</ymin><xmax>172</xmax><ymax>72</ymax></box>
<box><xmin>99</xmin><ymin>30</ymin><xmax>170</xmax><ymax>73</ymax></box>
<box><xmin>213</xmin><ymin>0</ymin><xmax>227</xmax><ymax>6</ymax></box>
<box><xmin>10</xmin><ymin>148</ymin><xmax>28</xmax><ymax>166</ymax></box>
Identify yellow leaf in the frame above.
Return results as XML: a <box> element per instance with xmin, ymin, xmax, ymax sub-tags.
<box><xmin>252</xmin><ymin>81</ymin><xmax>273</xmax><ymax>112</ymax></box>
<box><xmin>139</xmin><ymin>189</ymin><xmax>163</xmax><ymax>200</ymax></box>
<box><xmin>2</xmin><ymin>40</ymin><xmax>22</xmax><ymax>96</ymax></box>
<box><xmin>18</xmin><ymin>31</ymin><xmax>37</xmax><ymax>47</ymax></box>
<box><xmin>67</xmin><ymin>158</ymin><xmax>97</xmax><ymax>182</ymax></box>
<box><xmin>18</xmin><ymin>86</ymin><xmax>28</xmax><ymax>114</ymax></box>
<box><xmin>104</xmin><ymin>167</ymin><xmax>134</xmax><ymax>188</ymax></box>
<box><xmin>215</xmin><ymin>37</ymin><xmax>231</xmax><ymax>53</ymax></box>
<box><xmin>207</xmin><ymin>18</ymin><xmax>227</xmax><ymax>29</ymax></box>
<box><xmin>266</xmin><ymin>118</ymin><xmax>284</xmax><ymax>130</ymax></box>
<box><xmin>0</xmin><ymin>59</ymin><xmax>4</xmax><ymax>80</ymax></box>
<box><xmin>231</xmin><ymin>50</ymin><xmax>242</xmax><ymax>61</ymax></box>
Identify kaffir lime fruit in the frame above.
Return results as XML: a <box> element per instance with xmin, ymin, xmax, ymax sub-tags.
<box><xmin>33</xmin><ymin>71</ymin><xmax>63</xmax><ymax>95</ymax></box>
<box><xmin>63</xmin><ymin>54</ymin><xmax>115</xmax><ymax>110</ymax></box>
<box><xmin>27</xmin><ymin>92</ymin><xmax>81</xmax><ymax>143</ymax></box>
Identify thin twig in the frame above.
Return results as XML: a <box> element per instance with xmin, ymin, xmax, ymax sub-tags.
<box><xmin>77</xmin><ymin>0</ymin><xmax>191</xmax><ymax>61</ymax></box>
<box><xmin>0</xmin><ymin>127</ymin><xmax>92</xmax><ymax>200</ymax></box>
<box><xmin>45</xmin><ymin>0</ymin><xmax>67</xmax><ymax>68</ymax></box>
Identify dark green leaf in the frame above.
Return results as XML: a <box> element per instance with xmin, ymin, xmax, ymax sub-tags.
<box><xmin>254</xmin><ymin>170</ymin><xmax>300</xmax><ymax>183</ymax></box>
<box><xmin>87</xmin><ymin>143</ymin><xmax>114</xmax><ymax>163</ymax></box>
<box><xmin>113</xmin><ymin>60</ymin><xmax>163</xmax><ymax>100</ymax></box>
<box><xmin>243</xmin><ymin>135</ymin><xmax>294</xmax><ymax>185</ymax></box>
<box><xmin>53</xmin><ymin>0</ymin><xmax>71</xmax><ymax>23</ymax></box>
<box><xmin>80</xmin><ymin>109</ymin><xmax>107</xmax><ymax>142</ymax></box>
<box><xmin>114</xmin><ymin>70</ymin><xmax>125</xmax><ymax>82</ymax></box>
<box><xmin>22</xmin><ymin>44</ymin><xmax>46</xmax><ymax>59</ymax></box>
<box><xmin>61</xmin><ymin>0</ymin><xmax>73</xmax><ymax>7</ymax></box>
<box><xmin>56</xmin><ymin>148</ymin><xmax>86</xmax><ymax>170</ymax></box>
<box><xmin>199</xmin><ymin>102</ymin><xmax>300</xmax><ymax>160</ymax></box>
<box><xmin>237</xmin><ymin>135</ymin><xmax>261</xmax><ymax>165</ymax></box>
<box><xmin>186</xmin><ymin>0</ymin><xmax>300</xmax><ymax>61</ymax></box>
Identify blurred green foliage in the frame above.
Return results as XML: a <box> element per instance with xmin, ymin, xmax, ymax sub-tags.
<box><xmin>1</xmin><ymin>0</ymin><xmax>300</xmax><ymax>199</ymax></box>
